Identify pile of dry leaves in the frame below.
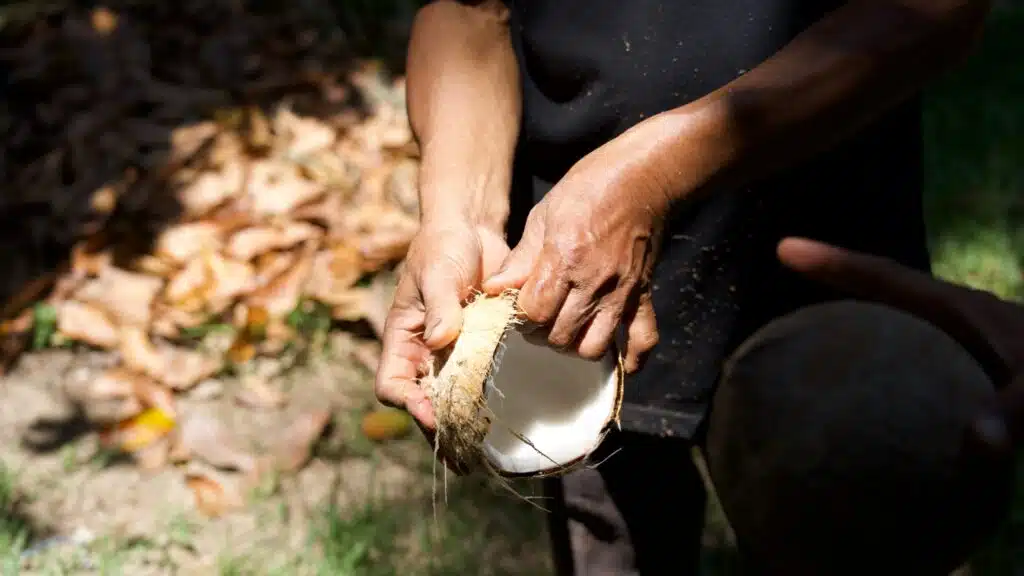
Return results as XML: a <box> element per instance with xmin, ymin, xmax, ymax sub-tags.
<box><xmin>0</xmin><ymin>1</ymin><xmax>420</xmax><ymax>517</ymax></box>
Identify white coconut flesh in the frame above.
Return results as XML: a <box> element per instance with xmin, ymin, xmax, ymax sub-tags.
<box><xmin>426</xmin><ymin>291</ymin><xmax>623</xmax><ymax>478</ymax></box>
<box><xmin>480</xmin><ymin>328</ymin><xmax>621</xmax><ymax>476</ymax></box>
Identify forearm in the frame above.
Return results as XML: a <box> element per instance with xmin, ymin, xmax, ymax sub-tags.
<box><xmin>406</xmin><ymin>0</ymin><xmax>521</xmax><ymax>232</ymax></box>
<box><xmin>639</xmin><ymin>0</ymin><xmax>991</xmax><ymax>205</ymax></box>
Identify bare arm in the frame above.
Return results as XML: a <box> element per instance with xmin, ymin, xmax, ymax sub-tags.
<box><xmin>406</xmin><ymin>0</ymin><xmax>521</xmax><ymax>232</ymax></box>
<box><xmin>629</xmin><ymin>0</ymin><xmax>992</xmax><ymax>207</ymax></box>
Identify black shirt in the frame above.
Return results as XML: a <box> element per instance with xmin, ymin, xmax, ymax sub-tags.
<box><xmin>503</xmin><ymin>0</ymin><xmax>932</xmax><ymax>437</ymax></box>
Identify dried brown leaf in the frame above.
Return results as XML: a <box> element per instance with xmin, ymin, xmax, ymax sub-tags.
<box><xmin>364</xmin><ymin>270</ymin><xmax>399</xmax><ymax>340</ymax></box>
<box><xmin>246</xmin><ymin>160</ymin><xmax>325</xmax><ymax>216</ymax></box>
<box><xmin>172</xmin><ymin>410</ymin><xmax>259</xmax><ymax>474</ymax></box>
<box><xmin>204</xmin><ymin>252</ymin><xmax>256</xmax><ymax>313</ymax></box>
<box><xmin>244</xmin><ymin>106</ymin><xmax>273</xmax><ymax>154</ymax></box>
<box><xmin>64</xmin><ymin>367</ymin><xmax>144</xmax><ymax>426</ymax></box>
<box><xmin>120</xmin><ymin>327</ymin><xmax>222</xmax><ymax>391</ymax></box>
<box><xmin>55</xmin><ymin>300</ymin><xmax>120</xmax><ymax>349</ymax></box>
<box><xmin>271</xmin><ymin>410</ymin><xmax>331</xmax><ymax>474</ymax></box>
<box><xmin>164</xmin><ymin>257</ymin><xmax>210</xmax><ymax>308</ymax></box>
<box><xmin>132</xmin><ymin>436</ymin><xmax>170</xmax><ymax>471</ymax></box>
<box><xmin>75</xmin><ymin>267</ymin><xmax>163</xmax><ymax>327</ymax></box>
<box><xmin>99</xmin><ymin>407</ymin><xmax>176</xmax><ymax>454</ymax></box>
<box><xmin>170</xmin><ymin>122</ymin><xmax>219</xmax><ymax>163</ymax></box>
<box><xmin>225</xmin><ymin>221</ymin><xmax>321</xmax><ymax>261</ymax></box>
<box><xmin>234</xmin><ymin>375</ymin><xmax>287</xmax><ymax>411</ymax></box>
<box><xmin>386</xmin><ymin>158</ymin><xmax>419</xmax><ymax>216</ymax></box>
<box><xmin>272</xmin><ymin>107</ymin><xmax>337</xmax><ymax>158</ymax></box>
<box><xmin>177</xmin><ymin>162</ymin><xmax>246</xmax><ymax>217</ymax></box>
<box><xmin>70</xmin><ymin>242</ymin><xmax>112</xmax><ymax>277</ymax></box>
<box><xmin>247</xmin><ymin>241</ymin><xmax>316</xmax><ymax>318</ymax></box>
<box><xmin>329</xmin><ymin>288</ymin><xmax>369</xmax><ymax>322</ymax></box>
<box><xmin>304</xmin><ymin>243</ymin><xmax>363</xmax><ymax>306</ymax></box>
<box><xmin>253</xmin><ymin>251</ymin><xmax>298</xmax><ymax>286</ymax></box>
<box><xmin>185</xmin><ymin>468</ymin><xmax>246</xmax><ymax>518</ymax></box>
<box><xmin>155</xmin><ymin>222</ymin><xmax>223</xmax><ymax>265</ymax></box>
<box><xmin>361</xmin><ymin>408</ymin><xmax>413</xmax><ymax>442</ymax></box>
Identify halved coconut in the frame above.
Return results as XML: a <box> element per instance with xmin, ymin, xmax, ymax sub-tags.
<box><xmin>425</xmin><ymin>291</ymin><xmax>623</xmax><ymax>478</ymax></box>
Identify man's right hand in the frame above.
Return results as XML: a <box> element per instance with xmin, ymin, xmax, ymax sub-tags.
<box><xmin>374</xmin><ymin>222</ymin><xmax>511</xmax><ymax>432</ymax></box>
<box><xmin>777</xmin><ymin>237</ymin><xmax>1024</xmax><ymax>457</ymax></box>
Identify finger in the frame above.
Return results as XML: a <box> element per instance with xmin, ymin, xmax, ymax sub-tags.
<box><xmin>482</xmin><ymin>232</ymin><xmax>542</xmax><ymax>295</ymax></box>
<box><xmin>547</xmin><ymin>288</ymin><xmax>598</xmax><ymax>349</ymax></box>
<box><xmin>777</xmin><ymin>237</ymin><xmax>962</xmax><ymax>320</ymax></box>
<box><xmin>477</xmin><ymin>228</ymin><xmax>513</xmax><ymax>279</ymax></box>
<box><xmin>622</xmin><ymin>290</ymin><xmax>659</xmax><ymax>374</ymax></box>
<box><xmin>575</xmin><ymin>305</ymin><xmax>624</xmax><ymax>361</ymax></box>
<box><xmin>420</xmin><ymin>263</ymin><xmax>469</xmax><ymax>349</ymax></box>
<box><xmin>518</xmin><ymin>252</ymin><xmax>571</xmax><ymax>326</ymax></box>
<box><xmin>778</xmin><ymin>237</ymin><xmax>1007</xmax><ymax>376</ymax></box>
<box><xmin>374</xmin><ymin>314</ymin><xmax>436</xmax><ymax>430</ymax></box>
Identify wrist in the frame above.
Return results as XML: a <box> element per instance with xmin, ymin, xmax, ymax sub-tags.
<box><xmin>636</xmin><ymin>96</ymin><xmax>738</xmax><ymax>207</ymax></box>
<box><xmin>415</xmin><ymin>148</ymin><xmax>512</xmax><ymax>234</ymax></box>
<box><xmin>418</xmin><ymin>172</ymin><xmax>510</xmax><ymax>235</ymax></box>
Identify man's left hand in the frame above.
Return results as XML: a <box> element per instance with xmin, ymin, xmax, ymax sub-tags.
<box><xmin>483</xmin><ymin>129</ymin><xmax>672</xmax><ymax>373</ymax></box>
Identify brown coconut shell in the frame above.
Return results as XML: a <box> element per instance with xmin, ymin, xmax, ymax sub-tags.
<box><xmin>705</xmin><ymin>300</ymin><xmax>1013</xmax><ymax>576</ymax></box>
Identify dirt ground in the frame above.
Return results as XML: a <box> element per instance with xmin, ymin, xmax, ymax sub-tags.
<box><xmin>0</xmin><ymin>334</ymin><xmax>554</xmax><ymax>575</ymax></box>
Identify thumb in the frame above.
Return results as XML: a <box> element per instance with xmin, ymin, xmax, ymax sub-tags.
<box><xmin>421</xmin><ymin>267</ymin><xmax>465</xmax><ymax>350</ymax></box>
<box><xmin>483</xmin><ymin>236</ymin><xmax>541</xmax><ymax>295</ymax></box>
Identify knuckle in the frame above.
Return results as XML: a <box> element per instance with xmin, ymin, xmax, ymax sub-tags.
<box><xmin>373</xmin><ymin>381</ymin><xmax>400</xmax><ymax>407</ymax></box>
<box><xmin>555</xmin><ymin>228</ymin><xmax>594</xmax><ymax>269</ymax></box>
<box><xmin>524</xmin><ymin>304</ymin><xmax>556</xmax><ymax>326</ymax></box>
<box><xmin>635</xmin><ymin>330</ymin><xmax>660</xmax><ymax>353</ymax></box>
<box><xmin>547</xmin><ymin>328</ymin><xmax>573</xmax><ymax>349</ymax></box>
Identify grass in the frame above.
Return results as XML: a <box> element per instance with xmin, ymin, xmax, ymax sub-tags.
<box><xmin>922</xmin><ymin>9</ymin><xmax>1024</xmax><ymax>573</ymax></box>
<box><xmin>0</xmin><ymin>463</ymin><xmax>31</xmax><ymax>570</ymax></box>
<box><xmin>0</xmin><ymin>5</ymin><xmax>1021</xmax><ymax>576</ymax></box>
<box><xmin>924</xmin><ymin>8</ymin><xmax>1024</xmax><ymax>300</ymax></box>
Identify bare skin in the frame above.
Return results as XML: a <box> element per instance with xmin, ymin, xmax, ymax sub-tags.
<box><xmin>373</xmin><ymin>0</ymin><xmax>519</xmax><ymax>430</ymax></box>
<box><xmin>777</xmin><ymin>237</ymin><xmax>1024</xmax><ymax>459</ymax></box>
<box><xmin>375</xmin><ymin>0</ymin><xmax>994</xmax><ymax>434</ymax></box>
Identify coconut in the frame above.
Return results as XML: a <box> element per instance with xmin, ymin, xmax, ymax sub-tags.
<box><xmin>424</xmin><ymin>290</ymin><xmax>624</xmax><ymax>478</ymax></box>
<box><xmin>705</xmin><ymin>300</ymin><xmax>1013</xmax><ymax>576</ymax></box>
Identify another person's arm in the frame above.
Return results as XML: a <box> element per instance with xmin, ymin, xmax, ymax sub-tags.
<box><xmin>777</xmin><ymin>237</ymin><xmax>1024</xmax><ymax>456</ymax></box>
<box><xmin>375</xmin><ymin>0</ymin><xmax>521</xmax><ymax>431</ymax></box>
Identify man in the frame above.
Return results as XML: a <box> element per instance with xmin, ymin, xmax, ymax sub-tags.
<box><xmin>374</xmin><ymin>0</ymin><xmax>995</xmax><ymax>573</ymax></box>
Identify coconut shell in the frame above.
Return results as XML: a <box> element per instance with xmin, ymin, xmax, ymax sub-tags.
<box><xmin>425</xmin><ymin>290</ymin><xmax>624</xmax><ymax>478</ymax></box>
<box><xmin>706</xmin><ymin>300</ymin><xmax>1013</xmax><ymax>576</ymax></box>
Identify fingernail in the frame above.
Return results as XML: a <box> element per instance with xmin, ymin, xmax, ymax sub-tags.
<box><xmin>974</xmin><ymin>414</ymin><xmax>1011</xmax><ymax>449</ymax></box>
<box><xmin>423</xmin><ymin>318</ymin><xmax>440</xmax><ymax>342</ymax></box>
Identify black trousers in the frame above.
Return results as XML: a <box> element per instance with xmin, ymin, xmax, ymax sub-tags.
<box><xmin>542</xmin><ymin>431</ymin><xmax>711</xmax><ymax>576</ymax></box>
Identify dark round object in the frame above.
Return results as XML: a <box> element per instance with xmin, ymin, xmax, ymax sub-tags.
<box><xmin>706</xmin><ymin>300</ymin><xmax>1013</xmax><ymax>576</ymax></box>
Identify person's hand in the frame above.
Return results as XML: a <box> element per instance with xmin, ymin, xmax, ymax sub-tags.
<box><xmin>482</xmin><ymin>130</ymin><xmax>670</xmax><ymax>373</ymax></box>
<box><xmin>777</xmin><ymin>237</ymin><xmax>1024</xmax><ymax>457</ymax></box>
<box><xmin>374</xmin><ymin>221</ymin><xmax>510</xmax><ymax>432</ymax></box>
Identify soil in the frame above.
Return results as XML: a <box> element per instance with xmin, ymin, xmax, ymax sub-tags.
<box><xmin>0</xmin><ymin>333</ymin><xmax>550</xmax><ymax>574</ymax></box>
